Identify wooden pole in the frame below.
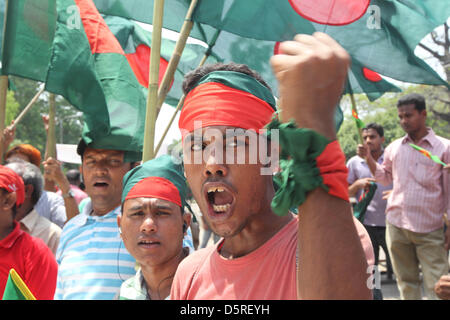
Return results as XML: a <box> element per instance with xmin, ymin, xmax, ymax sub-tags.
<box><xmin>11</xmin><ymin>86</ymin><xmax>45</xmax><ymax>129</ymax></box>
<box><xmin>45</xmin><ymin>93</ymin><xmax>57</xmax><ymax>159</ymax></box>
<box><xmin>0</xmin><ymin>76</ymin><xmax>9</xmax><ymax>162</ymax></box>
<box><xmin>142</xmin><ymin>0</ymin><xmax>165</xmax><ymax>162</ymax></box>
<box><xmin>154</xmin><ymin>93</ymin><xmax>185</xmax><ymax>156</ymax></box>
<box><xmin>155</xmin><ymin>0</ymin><xmax>199</xmax><ymax>114</ymax></box>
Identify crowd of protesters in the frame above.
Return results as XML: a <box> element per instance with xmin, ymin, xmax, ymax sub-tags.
<box><xmin>0</xmin><ymin>32</ymin><xmax>449</xmax><ymax>301</ymax></box>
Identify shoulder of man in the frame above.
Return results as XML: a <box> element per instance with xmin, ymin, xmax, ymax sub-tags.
<box><xmin>172</xmin><ymin>246</ymin><xmax>215</xmax><ymax>298</ymax></box>
<box><xmin>22</xmin><ymin>232</ymin><xmax>57</xmax><ymax>265</ymax></box>
<box><xmin>346</xmin><ymin>155</ymin><xmax>362</xmax><ymax>168</ymax></box>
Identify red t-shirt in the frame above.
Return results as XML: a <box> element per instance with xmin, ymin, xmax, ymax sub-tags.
<box><xmin>0</xmin><ymin>221</ymin><xmax>58</xmax><ymax>300</ymax></box>
<box><xmin>171</xmin><ymin>215</ymin><xmax>374</xmax><ymax>300</ymax></box>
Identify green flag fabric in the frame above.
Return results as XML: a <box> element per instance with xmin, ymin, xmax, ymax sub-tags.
<box><xmin>1</xmin><ymin>269</ymin><xmax>36</xmax><ymax>300</ymax></box>
<box><xmin>409</xmin><ymin>143</ymin><xmax>448</xmax><ymax>166</ymax></box>
<box><xmin>94</xmin><ymin>0</ymin><xmax>448</xmax><ymax>100</ymax></box>
<box><xmin>1</xmin><ymin>0</ymin><xmax>147</xmax><ymax>157</ymax></box>
<box><xmin>353</xmin><ymin>182</ymin><xmax>378</xmax><ymax>223</ymax></box>
<box><xmin>103</xmin><ymin>14</ymin><xmax>220</xmax><ymax>108</ymax></box>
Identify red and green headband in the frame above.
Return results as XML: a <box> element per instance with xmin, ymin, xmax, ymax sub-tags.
<box><xmin>125</xmin><ymin>176</ymin><xmax>182</xmax><ymax>207</ymax></box>
<box><xmin>121</xmin><ymin>155</ymin><xmax>187</xmax><ymax>208</ymax></box>
<box><xmin>179</xmin><ymin>71</ymin><xmax>276</xmax><ymax>135</ymax></box>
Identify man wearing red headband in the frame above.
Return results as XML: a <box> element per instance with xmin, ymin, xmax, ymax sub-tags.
<box><xmin>117</xmin><ymin>155</ymin><xmax>191</xmax><ymax>300</ymax></box>
<box><xmin>0</xmin><ymin>165</ymin><xmax>57</xmax><ymax>299</ymax></box>
<box><xmin>171</xmin><ymin>33</ymin><xmax>373</xmax><ymax>299</ymax></box>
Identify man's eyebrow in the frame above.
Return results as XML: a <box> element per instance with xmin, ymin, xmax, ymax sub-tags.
<box><xmin>154</xmin><ymin>204</ymin><xmax>173</xmax><ymax>211</ymax></box>
<box><xmin>127</xmin><ymin>204</ymin><xmax>143</xmax><ymax>212</ymax></box>
<box><xmin>184</xmin><ymin>135</ymin><xmax>202</xmax><ymax>143</ymax></box>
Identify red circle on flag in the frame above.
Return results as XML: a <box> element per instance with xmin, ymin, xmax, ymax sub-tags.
<box><xmin>288</xmin><ymin>0</ymin><xmax>370</xmax><ymax>26</ymax></box>
<box><xmin>274</xmin><ymin>42</ymin><xmax>281</xmax><ymax>55</ymax></box>
<box><xmin>362</xmin><ymin>67</ymin><xmax>382</xmax><ymax>82</ymax></box>
<box><xmin>126</xmin><ymin>44</ymin><xmax>172</xmax><ymax>89</ymax></box>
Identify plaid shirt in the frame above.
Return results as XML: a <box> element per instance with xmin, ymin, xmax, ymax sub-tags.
<box><xmin>118</xmin><ymin>247</ymin><xmax>194</xmax><ymax>300</ymax></box>
<box><xmin>118</xmin><ymin>268</ymin><xmax>150</xmax><ymax>300</ymax></box>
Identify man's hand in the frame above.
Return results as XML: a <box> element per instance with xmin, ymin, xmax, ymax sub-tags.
<box><xmin>382</xmin><ymin>189</ymin><xmax>392</xmax><ymax>201</ymax></box>
<box><xmin>356</xmin><ymin>144</ymin><xmax>371</xmax><ymax>159</ymax></box>
<box><xmin>43</xmin><ymin>157</ymin><xmax>70</xmax><ymax>193</ymax></box>
<box><xmin>355</xmin><ymin>178</ymin><xmax>375</xmax><ymax>192</ymax></box>
<box><xmin>444</xmin><ymin>164</ymin><xmax>450</xmax><ymax>172</ymax></box>
<box><xmin>270</xmin><ymin>32</ymin><xmax>350</xmax><ymax>141</ymax></box>
<box><xmin>2</xmin><ymin>122</ymin><xmax>16</xmax><ymax>150</ymax></box>
<box><xmin>435</xmin><ymin>274</ymin><xmax>450</xmax><ymax>300</ymax></box>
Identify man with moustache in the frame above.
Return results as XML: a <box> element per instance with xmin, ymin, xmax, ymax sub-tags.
<box><xmin>359</xmin><ymin>93</ymin><xmax>450</xmax><ymax>300</ymax></box>
<box><xmin>171</xmin><ymin>33</ymin><xmax>374</xmax><ymax>300</ymax></box>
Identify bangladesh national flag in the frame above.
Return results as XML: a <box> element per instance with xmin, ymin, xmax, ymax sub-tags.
<box><xmin>1</xmin><ymin>269</ymin><xmax>36</xmax><ymax>300</ymax></box>
<box><xmin>1</xmin><ymin>0</ymin><xmax>147</xmax><ymax>157</ymax></box>
<box><xmin>103</xmin><ymin>14</ymin><xmax>220</xmax><ymax>108</ymax></box>
<box><xmin>94</xmin><ymin>0</ymin><xmax>449</xmax><ymax>93</ymax></box>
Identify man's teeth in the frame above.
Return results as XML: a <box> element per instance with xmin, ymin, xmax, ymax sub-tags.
<box><xmin>207</xmin><ymin>187</ymin><xmax>225</xmax><ymax>193</ymax></box>
<box><xmin>213</xmin><ymin>203</ymin><xmax>230</xmax><ymax>212</ymax></box>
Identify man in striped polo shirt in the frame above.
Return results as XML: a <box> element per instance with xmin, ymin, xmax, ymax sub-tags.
<box><xmin>55</xmin><ymin>140</ymin><xmax>195</xmax><ymax>300</ymax></box>
<box><xmin>54</xmin><ymin>140</ymin><xmax>140</xmax><ymax>300</ymax></box>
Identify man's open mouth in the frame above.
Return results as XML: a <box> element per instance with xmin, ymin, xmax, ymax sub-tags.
<box><xmin>204</xmin><ymin>183</ymin><xmax>235</xmax><ymax>219</ymax></box>
<box><xmin>93</xmin><ymin>182</ymin><xmax>109</xmax><ymax>188</ymax></box>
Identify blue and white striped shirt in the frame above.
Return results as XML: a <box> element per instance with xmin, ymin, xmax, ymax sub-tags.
<box><xmin>54</xmin><ymin>201</ymin><xmax>135</xmax><ymax>300</ymax></box>
<box><xmin>55</xmin><ymin>199</ymin><xmax>194</xmax><ymax>300</ymax></box>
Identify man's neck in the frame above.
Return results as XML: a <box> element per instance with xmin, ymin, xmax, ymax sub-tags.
<box><xmin>141</xmin><ymin>248</ymin><xmax>188</xmax><ymax>300</ymax></box>
<box><xmin>15</xmin><ymin>204</ymin><xmax>34</xmax><ymax>222</ymax></box>
<box><xmin>91</xmin><ymin>200</ymin><xmax>120</xmax><ymax>216</ymax></box>
<box><xmin>220</xmin><ymin>210</ymin><xmax>293</xmax><ymax>259</ymax></box>
<box><xmin>370</xmin><ymin>148</ymin><xmax>383</xmax><ymax>161</ymax></box>
<box><xmin>0</xmin><ymin>220</ymin><xmax>15</xmax><ymax>241</ymax></box>
<box><xmin>408</xmin><ymin>127</ymin><xmax>428</xmax><ymax>143</ymax></box>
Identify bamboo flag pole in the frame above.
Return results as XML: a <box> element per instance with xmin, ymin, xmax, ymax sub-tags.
<box><xmin>142</xmin><ymin>0</ymin><xmax>165</xmax><ymax>162</ymax></box>
<box><xmin>10</xmin><ymin>86</ymin><xmax>45</xmax><ymax>129</ymax></box>
<box><xmin>0</xmin><ymin>76</ymin><xmax>8</xmax><ymax>162</ymax></box>
<box><xmin>153</xmin><ymin>49</ymin><xmax>212</xmax><ymax>155</ymax></box>
<box><xmin>45</xmin><ymin>93</ymin><xmax>57</xmax><ymax>159</ymax></box>
<box><xmin>155</xmin><ymin>0</ymin><xmax>199</xmax><ymax>115</ymax></box>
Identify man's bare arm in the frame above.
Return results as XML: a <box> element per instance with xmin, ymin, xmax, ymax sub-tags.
<box><xmin>271</xmin><ymin>32</ymin><xmax>372</xmax><ymax>299</ymax></box>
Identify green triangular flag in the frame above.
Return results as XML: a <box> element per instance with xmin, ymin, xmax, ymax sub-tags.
<box><xmin>2</xmin><ymin>269</ymin><xmax>36</xmax><ymax>300</ymax></box>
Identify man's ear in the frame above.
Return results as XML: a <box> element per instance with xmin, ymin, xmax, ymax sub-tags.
<box><xmin>182</xmin><ymin>211</ymin><xmax>192</xmax><ymax>235</ymax></box>
<box><xmin>1</xmin><ymin>192</ymin><xmax>16</xmax><ymax>211</ymax></box>
<box><xmin>117</xmin><ymin>214</ymin><xmax>122</xmax><ymax>230</ymax></box>
<box><xmin>24</xmin><ymin>184</ymin><xmax>34</xmax><ymax>199</ymax></box>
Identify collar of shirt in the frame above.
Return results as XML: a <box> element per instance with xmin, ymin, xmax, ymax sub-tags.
<box><xmin>0</xmin><ymin>221</ymin><xmax>24</xmax><ymax>249</ymax></box>
<box><xmin>72</xmin><ymin>198</ymin><xmax>121</xmax><ymax>227</ymax></box>
<box><xmin>402</xmin><ymin>127</ymin><xmax>437</xmax><ymax>148</ymax></box>
<box><xmin>19</xmin><ymin>209</ymin><xmax>39</xmax><ymax>233</ymax></box>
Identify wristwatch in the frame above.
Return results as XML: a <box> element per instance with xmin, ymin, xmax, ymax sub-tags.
<box><xmin>62</xmin><ymin>189</ymin><xmax>75</xmax><ymax>199</ymax></box>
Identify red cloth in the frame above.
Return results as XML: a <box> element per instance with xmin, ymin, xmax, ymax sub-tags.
<box><xmin>125</xmin><ymin>176</ymin><xmax>182</xmax><ymax>207</ymax></box>
<box><xmin>0</xmin><ymin>222</ymin><xmax>58</xmax><ymax>300</ymax></box>
<box><xmin>179</xmin><ymin>82</ymin><xmax>274</xmax><ymax>136</ymax></box>
<box><xmin>0</xmin><ymin>165</ymin><xmax>25</xmax><ymax>206</ymax></box>
<box><xmin>315</xmin><ymin>140</ymin><xmax>349</xmax><ymax>202</ymax></box>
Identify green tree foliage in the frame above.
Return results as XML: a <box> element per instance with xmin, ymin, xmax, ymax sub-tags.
<box><xmin>7</xmin><ymin>76</ymin><xmax>83</xmax><ymax>155</ymax></box>
<box><xmin>338</xmin><ymin>84</ymin><xmax>450</xmax><ymax>160</ymax></box>
<box><xmin>5</xmin><ymin>90</ymin><xmax>19</xmax><ymax>126</ymax></box>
